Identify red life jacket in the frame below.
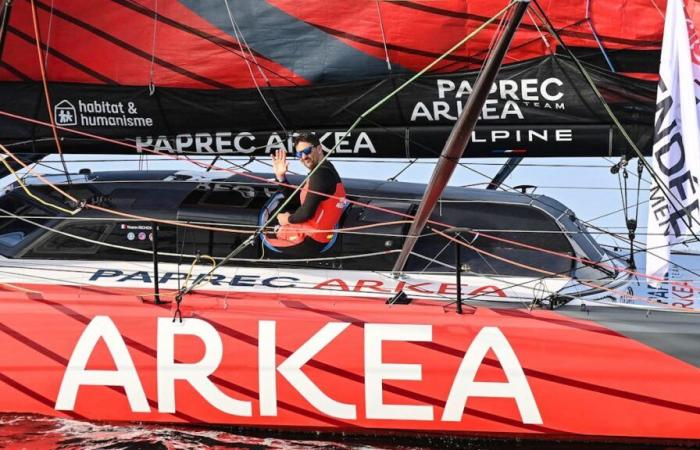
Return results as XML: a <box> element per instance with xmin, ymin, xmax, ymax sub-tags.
<box><xmin>277</xmin><ymin>181</ymin><xmax>347</xmax><ymax>244</ymax></box>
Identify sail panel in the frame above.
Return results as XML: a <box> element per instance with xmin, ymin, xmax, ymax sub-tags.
<box><xmin>0</xmin><ymin>1</ymin><xmax>673</xmax><ymax>157</ymax></box>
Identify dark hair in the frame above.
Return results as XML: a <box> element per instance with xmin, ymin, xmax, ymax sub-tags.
<box><xmin>293</xmin><ymin>131</ymin><xmax>320</xmax><ymax>148</ymax></box>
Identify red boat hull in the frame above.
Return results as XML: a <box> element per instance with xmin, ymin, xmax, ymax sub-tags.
<box><xmin>1</xmin><ymin>284</ymin><xmax>699</xmax><ymax>442</ymax></box>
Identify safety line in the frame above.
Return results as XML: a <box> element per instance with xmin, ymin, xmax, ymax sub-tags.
<box><xmin>1</xmin><ymin>110</ymin><xmax>697</xmax><ymax>297</ymax></box>
<box><xmin>28</xmin><ymin>0</ymin><xmax>70</xmax><ymax>182</ymax></box>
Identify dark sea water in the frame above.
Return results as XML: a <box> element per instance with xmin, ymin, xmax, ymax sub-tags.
<box><xmin>1</xmin><ymin>414</ymin><xmax>697</xmax><ymax>450</ymax></box>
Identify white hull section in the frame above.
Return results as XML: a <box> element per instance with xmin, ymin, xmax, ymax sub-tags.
<box><xmin>0</xmin><ymin>258</ymin><xmax>577</xmax><ymax>303</ymax></box>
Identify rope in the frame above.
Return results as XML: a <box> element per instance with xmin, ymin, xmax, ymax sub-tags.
<box><xmin>374</xmin><ymin>0</ymin><xmax>392</xmax><ymax>71</ymax></box>
<box><xmin>585</xmin><ymin>0</ymin><xmax>615</xmax><ymax>72</ymax></box>
<box><xmin>223</xmin><ymin>0</ymin><xmax>287</xmax><ymax>135</ymax></box>
<box><xmin>176</xmin><ymin>3</ymin><xmax>517</xmax><ymax>298</ymax></box>
<box><xmin>148</xmin><ymin>0</ymin><xmax>158</xmax><ymax>95</ymax></box>
<box><xmin>4</xmin><ymin>130</ymin><xmax>697</xmax><ymax>296</ymax></box>
<box><xmin>532</xmin><ymin>0</ymin><xmax>700</xmax><ymax>242</ymax></box>
<box><xmin>432</xmin><ymin>227</ymin><xmax>696</xmax><ymax>311</ymax></box>
<box><xmin>42</xmin><ymin>0</ymin><xmax>55</xmax><ymax>72</ymax></box>
<box><xmin>28</xmin><ymin>0</ymin><xmax>70</xmax><ymax>183</ymax></box>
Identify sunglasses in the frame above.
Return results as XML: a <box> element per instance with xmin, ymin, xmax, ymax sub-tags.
<box><xmin>295</xmin><ymin>145</ymin><xmax>315</xmax><ymax>158</ymax></box>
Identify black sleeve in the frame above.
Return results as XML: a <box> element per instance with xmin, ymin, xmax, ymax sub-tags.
<box><xmin>277</xmin><ymin>177</ymin><xmax>301</xmax><ymax>213</ymax></box>
<box><xmin>289</xmin><ymin>167</ymin><xmax>337</xmax><ymax>224</ymax></box>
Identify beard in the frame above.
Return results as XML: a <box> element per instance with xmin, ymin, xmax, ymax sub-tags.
<box><xmin>303</xmin><ymin>158</ymin><xmax>317</xmax><ymax>170</ymax></box>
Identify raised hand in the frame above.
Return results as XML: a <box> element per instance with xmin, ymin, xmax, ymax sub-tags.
<box><xmin>271</xmin><ymin>148</ymin><xmax>288</xmax><ymax>181</ymax></box>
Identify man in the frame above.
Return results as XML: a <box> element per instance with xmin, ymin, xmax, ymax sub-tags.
<box><xmin>269</xmin><ymin>132</ymin><xmax>346</xmax><ymax>255</ymax></box>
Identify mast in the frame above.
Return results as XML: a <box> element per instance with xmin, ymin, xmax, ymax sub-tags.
<box><xmin>391</xmin><ymin>0</ymin><xmax>530</xmax><ymax>275</ymax></box>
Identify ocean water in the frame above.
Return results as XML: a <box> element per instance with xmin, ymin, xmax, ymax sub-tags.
<box><xmin>1</xmin><ymin>414</ymin><xmax>695</xmax><ymax>450</ymax></box>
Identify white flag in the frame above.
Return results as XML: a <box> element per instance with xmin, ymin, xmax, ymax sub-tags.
<box><xmin>646</xmin><ymin>0</ymin><xmax>700</xmax><ymax>286</ymax></box>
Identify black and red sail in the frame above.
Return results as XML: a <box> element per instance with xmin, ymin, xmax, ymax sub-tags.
<box><xmin>0</xmin><ymin>0</ymin><xmax>690</xmax><ymax>157</ymax></box>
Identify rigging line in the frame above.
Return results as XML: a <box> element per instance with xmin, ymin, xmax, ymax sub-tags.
<box><xmin>30</xmin><ymin>0</ymin><xmax>228</xmax><ymax>89</ymax></box>
<box><xmin>42</xmin><ymin>0</ymin><xmax>54</xmax><ymax>72</ymax></box>
<box><xmin>586</xmin><ymin>198</ymin><xmax>649</xmax><ymax>223</ymax></box>
<box><xmin>0</xmin><ymin>114</ymin><xmax>667</xmax><ymax>294</ymax></box>
<box><xmin>0</xmin><ymin>148</ymin><xmax>264</xmax><ymax>234</ymax></box>
<box><xmin>28</xmin><ymin>0</ymin><xmax>70</xmax><ymax>183</ymax></box>
<box><xmin>0</xmin><ymin>158</ymin><xmax>78</xmax><ymax>215</ymax></box>
<box><xmin>176</xmin><ymin>3</ymin><xmax>518</xmax><ymax>297</ymax></box>
<box><xmin>604</xmin><ymin>156</ymin><xmax>652</xmax><ymax>184</ymax></box>
<box><xmin>1</xmin><ymin>110</ymin><xmax>679</xmax><ymax>290</ymax></box>
<box><xmin>217</xmin><ymin>155</ymin><xmax>254</xmax><ymax>173</ymax></box>
<box><xmin>531</xmin><ymin>0</ymin><xmax>700</xmax><ymax>243</ymax></box>
<box><xmin>582</xmin><ymin>222</ymin><xmax>700</xmax><ymax>281</ymax></box>
<box><xmin>525</xmin><ymin>8</ymin><xmax>551</xmax><ymax>53</ymax></box>
<box><xmin>223</xmin><ymin>0</ymin><xmax>288</xmax><ymax>135</ymax></box>
<box><xmin>374</xmin><ymin>0</ymin><xmax>392</xmax><ymax>71</ymax></box>
<box><xmin>0</xmin><ymin>211</ymin><xmax>415</xmax><ymax>238</ymax></box>
<box><xmin>113</xmin><ymin>0</ymin><xmax>282</xmax><ymax>80</ymax></box>
<box><xmin>0</xmin><ymin>205</ymin><xmax>412</xmax><ymax>267</ymax></box>
<box><xmin>148</xmin><ymin>0</ymin><xmax>158</xmax><ymax>95</ymax></box>
<box><xmin>622</xmin><ymin>239</ymin><xmax>700</xmax><ymax>280</ymax></box>
<box><xmin>431</xmin><ymin>226</ymin><xmax>695</xmax><ymax>311</ymax></box>
<box><xmin>649</xmin><ymin>0</ymin><xmax>664</xmax><ymax>18</ymax></box>
<box><xmin>0</xmin><ymin>119</ymin><xmax>675</xmax><ymax>294</ymax></box>
<box><xmin>386</xmin><ymin>158</ymin><xmax>417</xmax><ymax>181</ymax></box>
<box><xmin>584</xmin><ymin>0</ymin><xmax>615</xmax><ymax>72</ymax></box>
<box><xmin>112</xmin><ymin>0</ymin><xmax>432</xmax><ymax>150</ymax></box>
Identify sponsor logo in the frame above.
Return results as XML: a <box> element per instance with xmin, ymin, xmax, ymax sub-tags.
<box><xmin>135</xmin><ymin>131</ymin><xmax>377</xmax><ymax>155</ymax></box>
<box><xmin>88</xmin><ymin>269</ymin><xmax>508</xmax><ymax>299</ymax></box>
<box><xmin>411</xmin><ymin>77</ymin><xmax>567</xmax><ymax>123</ymax></box>
<box><xmin>54</xmin><ymin>100</ymin><xmax>77</xmax><ymax>126</ymax></box>
<box><xmin>54</xmin><ymin>99</ymin><xmax>154</xmax><ymax>128</ymax></box>
<box><xmin>55</xmin><ymin>316</ymin><xmax>542</xmax><ymax>424</ymax></box>
<box><xmin>408</xmin><ymin>77</ymin><xmax>572</xmax><ymax>146</ymax></box>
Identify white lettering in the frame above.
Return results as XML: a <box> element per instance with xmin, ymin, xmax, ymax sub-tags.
<box><xmin>354</xmin><ymin>132</ymin><xmax>376</xmax><ymax>154</ymax></box>
<box><xmin>263</xmin><ymin>321</ymin><xmax>356</xmax><ymax>419</ymax></box>
<box><xmin>194</xmin><ymin>133</ymin><xmax>214</xmax><ymax>153</ymax></box>
<box><xmin>234</xmin><ymin>132</ymin><xmax>255</xmax><ymax>154</ymax></box>
<box><xmin>175</xmin><ymin>134</ymin><xmax>193</xmax><ymax>152</ymax></box>
<box><xmin>437</xmin><ymin>79</ymin><xmax>455</xmax><ymax>99</ymax></box>
<box><xmin>442</xmin><ymin>327</ymin><xmax>541</xmax><ymax>424</ymax></box>
<box><xmin>410</xmin><ymin>102</ymin><xmax>433</xmax><ymax>121</ymax></box>
<box><xmin>521</xmin><ymin>79</ymin><xmax>539</xmax><ymax>101</ymax></box>
<box><xmin>157</xmin><ymin>318</ymin><xmax>252</xmax><ymax>416</ymax></box>
<box><xmin>215</xmin><ymin>132</ymin><xmax>232</xmax><ymax>152</ymax></box>
<box><xmin>334</xmin><ymin>131</ymin><xmax>353</xmax><ymax>154</ymax></box>
<box><xmin>365</xmin><ymin>324</ymin><xmax>433</xmax><ymax>420</ymax></box>
<box><xmin>541</xmin><ymin>78</ymin><xmax>564</xmax><ymax>101</ymax></box>
<box><xmin>55</xmin><ymin>316</ymin><xmax>149</xmax><ymax>413</ymax></box>
<box><xmin>135</xmin><ymin>136</ymin><xmax>152</xmax><ymax>152</ymax></box>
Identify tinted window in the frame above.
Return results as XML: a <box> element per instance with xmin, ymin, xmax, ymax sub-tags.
<box><xmin>32</xmin><ymin>222</ymin><xmax>110</xmax><ymax>255</ymax></box>
<box><xmin>177</xmin><ymin>226</ymin><xmax>256</xmax><ymax>261</ymax></box>
<box><xmin>338</xmin><ymin>201</ymin><xmax>412</xmax><ymax>271</ymax></box>
<box><xmin>0</xmin><ymin>194</ymin><xmax>51</xmax><ymax>254</ymax></box>
<box><xmin>407</xmin><ymin>203</ymin><xmax>574</xmax><ymax>277</ymax></box>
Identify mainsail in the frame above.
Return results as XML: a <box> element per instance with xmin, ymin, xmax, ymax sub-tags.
<box><xmin>0</xmin><ymin>0</ymin><xmax>680</xmax><ymax>158</ymax></box>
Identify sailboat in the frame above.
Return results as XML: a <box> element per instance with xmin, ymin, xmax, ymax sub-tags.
<box><xmin>0</xmin><ymin>0</ymin><xmax>699</xmax><ymax>444</ymax></box>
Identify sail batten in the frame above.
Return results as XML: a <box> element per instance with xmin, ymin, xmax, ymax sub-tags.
<box><xmin>0</xmin><ymin>0</ymin><xmax>676</xmax><ymax>157</ymax></box>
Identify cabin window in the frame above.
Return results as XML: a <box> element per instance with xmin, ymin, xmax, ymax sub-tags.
<box><xmin>26</xmin><ymin>221</ymin><xmax>177</xmax><ymax>260</ymax></box>
<box><xmin>406</xmin><ymin>203</ymin><xmax>575</xmax><ymax>277</ymax></box>
<box><xmin>0</xmin><ymin>194</ymin><xmax>51</xmax><ymax>254</ymax></box>
<box><xmin>31</xmin><ymin>222</ymin><xmax>111</xmax><ymax>255</ymax></box>
<box><xmin>338</xmin><ymin>201</ymin><xmax>413</xmax><ymax>271</ymax></box>
<box><xmin>177</xmin><ymin>226</ymin><xmax>256</xmax><ymax>261</ymax></box>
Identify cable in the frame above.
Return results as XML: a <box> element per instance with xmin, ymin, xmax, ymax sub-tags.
<box><xmin>28</xmin><ymin>0</ymin><xmax>70</xmax><ymax>183</ymax></box>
